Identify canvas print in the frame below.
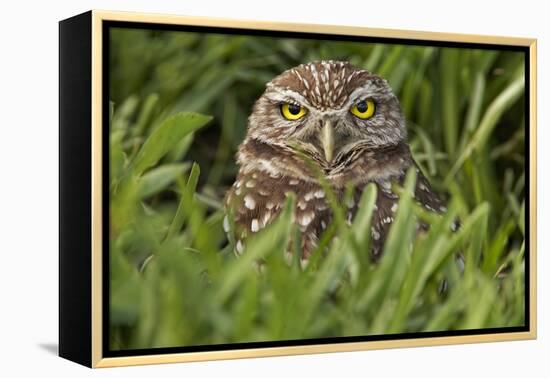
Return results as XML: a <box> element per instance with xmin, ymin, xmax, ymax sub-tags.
<box><xmin>107</xmin><ymin>25</ymin><xmax>527</xmax><ymax>354</ymax></box>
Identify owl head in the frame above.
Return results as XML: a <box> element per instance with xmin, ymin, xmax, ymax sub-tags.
<box><xmin>245</xmin><ymin>60</ymin><xmax>407</xmax><ymax>167</ymax></box>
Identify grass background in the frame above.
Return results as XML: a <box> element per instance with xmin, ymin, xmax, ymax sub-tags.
<box><xmin>108</xmin><ymin>27</ymin><xmax>526</xmax><ymax>350</ymax></box>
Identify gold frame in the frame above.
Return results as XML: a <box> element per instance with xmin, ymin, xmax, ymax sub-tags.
<box><xmin>90</xmin><ymin>9</ymin><xmax>537</xmax><ymax>368</ymax></box>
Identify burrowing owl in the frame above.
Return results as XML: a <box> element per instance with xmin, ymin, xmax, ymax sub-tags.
<box><xmin>224</xmin><ymin>60</ymin><xmax>445</xmax><ymax>261</ymax></box>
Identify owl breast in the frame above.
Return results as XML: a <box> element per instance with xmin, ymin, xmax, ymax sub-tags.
<box><xmin>225</xmin><ymin>169</ymin><xmax>330</xmax><ymax>259</ymax></box>
<box><xmin>225</xmin><ymin>165</ymin><xmax>403</xmax><ymax>261</ymax></box>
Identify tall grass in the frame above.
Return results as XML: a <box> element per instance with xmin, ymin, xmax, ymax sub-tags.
<box><xmin>108</xmin><ymin>28</ymin><xmax>526</xmax><ymax>350</ymax></box>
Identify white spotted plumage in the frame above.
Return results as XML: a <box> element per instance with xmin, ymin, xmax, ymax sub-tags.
<box><xmin>244</xmin><ymin>194</ymin><xmax>256</xmax><ymax>210</ymax></box>
<box><xmin>225</xmin><ymin>60</ymin><xmax>447</xmax><ymax>261</ymax></box>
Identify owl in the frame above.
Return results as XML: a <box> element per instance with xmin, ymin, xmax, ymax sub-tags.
<box><xmin>224</xmin><ymin>60</ymin><xmax>446</xmax><ymax>262</ymax></box>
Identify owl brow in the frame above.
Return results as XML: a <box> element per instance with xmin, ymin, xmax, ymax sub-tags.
<box><xmin>346</xmin><ymin>82</ymin><xmax>389</xmax><ymax>106</ymax></box>
<box><xmin>265</xmin><ymin>86</ymin><xmax>313</xmax><ymax>107</ymax></box>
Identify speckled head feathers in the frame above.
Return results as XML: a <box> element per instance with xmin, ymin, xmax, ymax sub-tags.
<box><xmin>268</xmin><ymin>60</ymin><xmax>390</xmax><ymax>111</ymax></box>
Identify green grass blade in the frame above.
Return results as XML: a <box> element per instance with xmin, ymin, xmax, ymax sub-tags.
<box><xmin>165</xmin><ymin>163</ymin><xmax>200</xmax><ymax>241</ymax></box>
<box><xmin>131</xmin><ymin>112</ymin><xmax>212</xmax><ymax>176</ymax></box>
<box><xmin>215</xmin><ymin>196</ymin><xmax>295</xmax><ymax>304</ymax></box>
<box><xmin>356</xmin><ymin>169</ymin><xmax>417</xmax><ymax>313</ymax></box>
<box><xmin>138</xmin><ymin>163</ymin><xmax>191</xmax><ymax>198</ymax></box>
<box><xmin>445</xmin><ymin>74</ymin><xmax>525</xmax><ymax>184</ymax></box>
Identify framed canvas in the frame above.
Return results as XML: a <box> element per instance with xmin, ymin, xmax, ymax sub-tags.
<box><xmin>59</xmin><ymin>10</ymin><xmax>537</xmax><ymax>368</ymax></box>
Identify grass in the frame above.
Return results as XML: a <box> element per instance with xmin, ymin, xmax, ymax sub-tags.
<box><xmin>108</xmin><ymin>28</ymin><xmax>526</xmax><ymax>350</ymax></box>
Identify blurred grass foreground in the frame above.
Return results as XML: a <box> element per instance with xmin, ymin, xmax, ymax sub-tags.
<box><xmin>108</xmin><ymin>28</ymin><xmax>526</xmax><ymax>350</ymax></box>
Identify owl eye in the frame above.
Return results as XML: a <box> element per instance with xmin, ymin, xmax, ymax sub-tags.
<box><xmin>350</xmin><ymin>99</ymin><xmax>376</xmax><ymax>119</ymax></box>
<box><xmin>281</xmin><ymin>103</ymin><xmax>307</xmax><ymax>120</ymax></box>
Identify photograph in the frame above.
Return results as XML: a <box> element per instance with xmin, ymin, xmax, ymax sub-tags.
<box><xmin>106</xmin><ymin>22</ymin><xmax>529</xmax><ymax>354</ymax></box>
<box><xmin>2</xmin><ymin>0</ymin><xmax>547</xmax><ymax>375</ymax></box>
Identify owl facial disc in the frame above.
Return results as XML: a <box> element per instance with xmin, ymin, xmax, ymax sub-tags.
<box><xmin>245</xmin><ymin>60</ymin><xmax>407</xmax><ymax>170</ymax></box>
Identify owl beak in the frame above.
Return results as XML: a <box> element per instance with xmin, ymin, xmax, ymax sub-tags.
<box><xmin>320</xmin><ymin>120</ymin><xmax>335</xmax><ymax>163</ymax></box>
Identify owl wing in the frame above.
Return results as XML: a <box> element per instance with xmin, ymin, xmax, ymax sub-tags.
<box><xmin>224</xmin><ymin>169</ymin><xmax>288</xmax><ymax>255</ymax></box>
<box><xmin>409</xmin><ymin>160</ymin><xmax>463</xmax><ymax>237</ymax></box>
<box><xmin>412</xmin><ymin>161</ymin><xmax>446</xmax><ymax>215</ymax></box>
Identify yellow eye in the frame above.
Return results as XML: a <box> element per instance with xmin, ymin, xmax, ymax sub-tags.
<box><xmin>281</xmin><ymin>103</ymin><xmax>307</xmax><ymax>120</ymax></box>
<box><xmin>350</xmin><ymin>99</ymin><xmax>376</xmax><ymax>119</ymax></box>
